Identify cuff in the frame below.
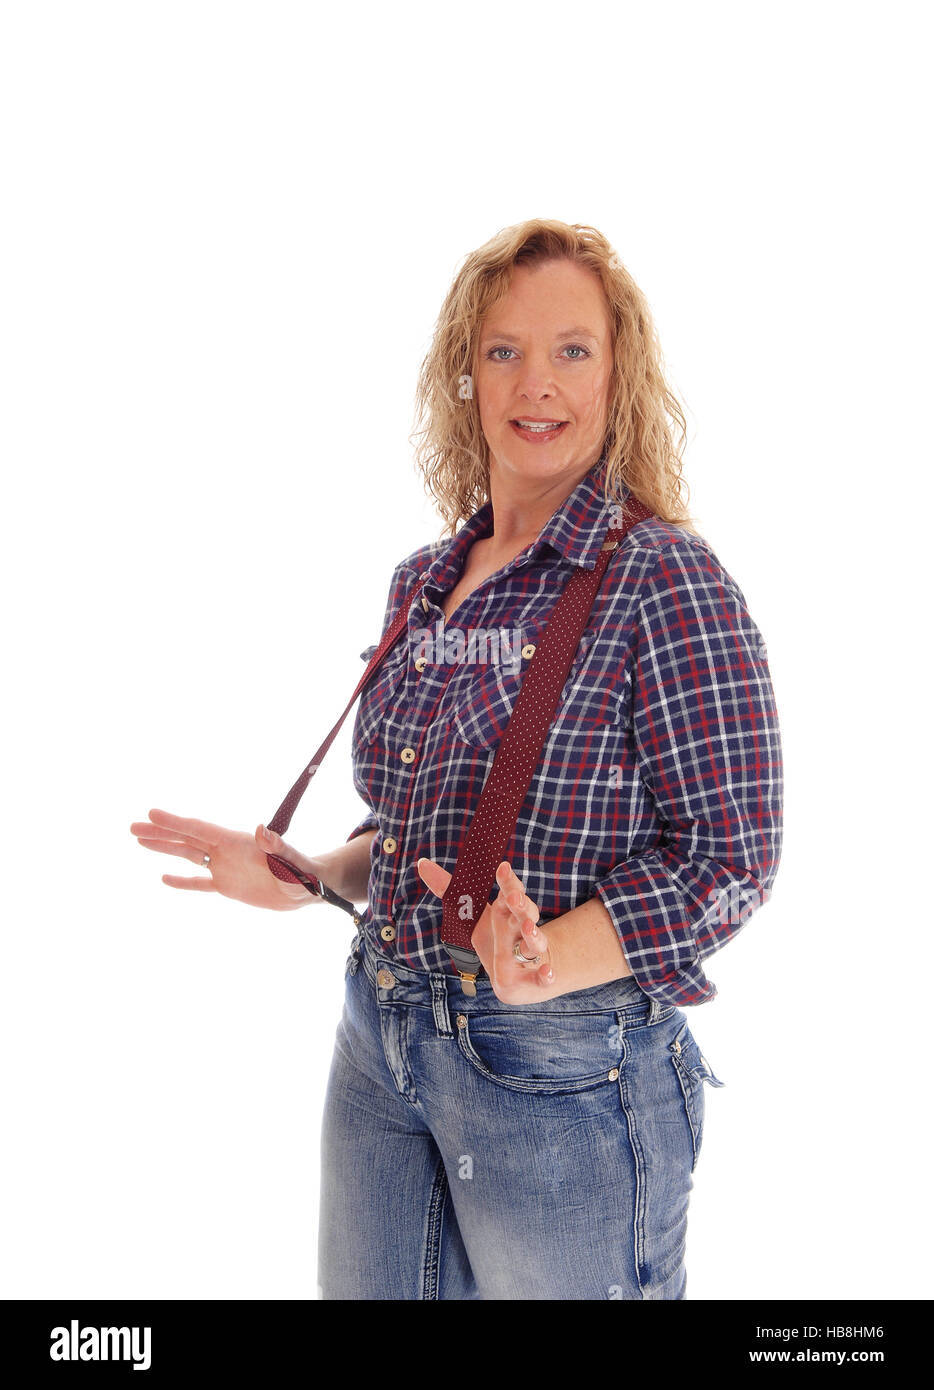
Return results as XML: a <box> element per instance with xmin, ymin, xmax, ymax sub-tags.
<box><xmin>594</xmin><ymin>880</ymin><xmax>718</xmax><ymax>1008</ymax></box>
<box><xmin>346</xmin><ymin>812</ymin><xmax>379</xmax><ymax>843</ymax></box>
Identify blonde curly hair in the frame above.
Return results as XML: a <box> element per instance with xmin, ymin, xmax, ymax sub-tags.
<box><xmin>411</xmin><ymin>218</ymin><xmax>697</xmax><ymax>538</ymax></box>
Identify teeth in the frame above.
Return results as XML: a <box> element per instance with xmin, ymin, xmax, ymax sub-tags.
<box><xmin>515</xmin><ymin>420</ymin><xmax>564</xmax><ymax>431</ymax></box>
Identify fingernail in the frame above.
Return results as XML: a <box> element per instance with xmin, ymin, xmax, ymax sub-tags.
<box><xmin>261</xmin><ymin>826</ymin><xmax>273</xmax><ymax>842</ymax></box>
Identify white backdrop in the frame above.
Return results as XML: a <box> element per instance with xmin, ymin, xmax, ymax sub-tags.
<box><xmin>1</xmin><ymin>0</ymin><xmax>930</xmax><ymax>1300</ymax></box>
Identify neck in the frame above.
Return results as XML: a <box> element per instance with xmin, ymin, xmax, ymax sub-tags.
<box><xmin>485</xmin><ymin>456</ymin><xmax>600</xmax><ymax>552</ymax></box>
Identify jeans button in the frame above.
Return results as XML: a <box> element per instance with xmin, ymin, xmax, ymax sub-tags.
<box><xmin>376</xmin><ymin>968</ymin><xmax>396</xmax><ymax>989</ymax></box>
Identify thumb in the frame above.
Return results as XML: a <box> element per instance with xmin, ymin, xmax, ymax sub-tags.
<box><xmin>416</xmin><ymin>855</ymin><xmax>452</xmax><ymax>899</ymax></box>
<box><xmin>257</xmin><ymin>823</ymin><xmax>281</xmax><ymax>850</ymax></box>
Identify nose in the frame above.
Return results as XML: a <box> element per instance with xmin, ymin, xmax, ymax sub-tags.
<box><xmin>514</xmin><ymin>359</ymin><xmax>558</xmax><ymax>403</ymax></box>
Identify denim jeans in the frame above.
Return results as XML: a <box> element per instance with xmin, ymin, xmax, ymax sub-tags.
<box><xmin>318</xmin><ymin>926</ymin><xmax>724</xmax><ymax>1300</ymax></box>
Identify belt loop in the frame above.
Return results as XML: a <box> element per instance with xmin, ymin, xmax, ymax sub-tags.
<box><xmin>645</xmin><ymin>996</ymin><xmax>661</xmax><ymax>1025</ymax></box>
<box><xmin>430</xmin><ymin>973</ymin><xmax>453</xmax><ymax>1038</ymax></box>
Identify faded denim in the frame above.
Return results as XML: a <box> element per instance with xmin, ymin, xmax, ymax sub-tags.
<box><xmin>318</xmin><ymin>927</ymin><xmax>724</xmax><ymax>1300</ymax></box>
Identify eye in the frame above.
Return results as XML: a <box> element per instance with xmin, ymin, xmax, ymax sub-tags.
<box><xmin>485</xmin><ymin>344</ymin><xmax>591</xmax><ymax>362</ymax></box>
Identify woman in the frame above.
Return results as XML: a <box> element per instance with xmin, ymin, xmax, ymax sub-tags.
<box><xmin>132</xmin><ymin>219</ymin><xmax>783</xmax><ymax>1300</ymax></box>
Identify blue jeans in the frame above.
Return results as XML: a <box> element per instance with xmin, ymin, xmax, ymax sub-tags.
<box><xmin>318</xmin><ymin>927</ymin><xmax>724</xmax><ymax>1300</ymax></box>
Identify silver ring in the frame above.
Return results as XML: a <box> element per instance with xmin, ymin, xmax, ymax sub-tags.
<box><xmin>202</xmin><ymin>853</ymin><xmax>211</xmax><ymax>867</ymax></box>
<box><xmin>513</xmin><ymin>938</ymin><xmax>542</xmax><ymax>966</ymax></box>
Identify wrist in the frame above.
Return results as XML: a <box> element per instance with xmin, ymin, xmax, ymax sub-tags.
<box><xmin>314</xmin><ymin>829</ymin><xmax>377</xmax><ymax>905</ymax></box>
<box><xmin>539</xmin><ymin>898</ymin><xmax>633</xmax><ymax>995</ymax></box>
<box><xmin>540</xmin><ymin>918</ymin><xmax>571</xmax><ymax>991</ymax></box>
<box><xmin>311</xmin><ymin>848</ymin><xmax>347</xmax><ymax>903</ymax></box>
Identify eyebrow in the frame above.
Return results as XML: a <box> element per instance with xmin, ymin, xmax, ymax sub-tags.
<box><xmin>479</xmin><ymin>325</ymin><xmax>601</xmax><ymax>343</ymax></box>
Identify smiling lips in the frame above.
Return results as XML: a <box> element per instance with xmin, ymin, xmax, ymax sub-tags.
<box><xmin>510</xmin><ymin>418</ymin><xmax>569</xmax><ymax>442</ymax></box>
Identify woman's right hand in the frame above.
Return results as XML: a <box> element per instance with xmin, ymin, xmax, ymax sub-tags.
<box><xmin>129</xmin><ymin>807</ymin><xmax>329</xmax><ymax>911</ymax></box>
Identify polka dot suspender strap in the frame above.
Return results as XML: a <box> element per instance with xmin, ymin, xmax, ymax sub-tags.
<box><xmin>441</xmin><ymin>495</ymin><xmax>655</xmax><ymax>994</ymax></box>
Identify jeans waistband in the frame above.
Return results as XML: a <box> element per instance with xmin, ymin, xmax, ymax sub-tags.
<box><xmin>349</xmin><ymin>924</ymin><xmax>668</xmax><ymax>1023</ymax></box>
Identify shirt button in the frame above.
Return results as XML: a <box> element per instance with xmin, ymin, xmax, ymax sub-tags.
<box><xmin>456</xmin><ymin>1014</ymin><xmax>468</xmax><ymax>1029</ymax></box>
<box><xmin>421</xmin><ymin>594</ymin><xmax>429</xmax><ymax>613</ymax></box>
<box><xmin>414</xmin><ymin>656</ymin><xmax>428</xmax><ymax>673</ymax></box>
<box><xmin>376</xmin><ymin>968</ymin><xmax>396</xmax><ymax>988</ymax></box>
<box><xmin>521</xmin><ymin>643</ymin><xmax>536</xmax><ymax>659</ymax></box>
<box><xmin>608</xmin><ymin>1067</ymin><xmax>620</xmax><ymax>1081</ymax></box>
<box><xmin>400</xmin><ymin>747</ymin><xmax>416</xmax><ymax>764</ymax></box>
<box><xmin>380</xmin><ymin>924</ymin><xmax>396</xmax><ymax>941</ymax></box>
<box><xmin>382</xmin><ymin>836</ymin><xmax>397</xmax><ymax>853</ymax></box>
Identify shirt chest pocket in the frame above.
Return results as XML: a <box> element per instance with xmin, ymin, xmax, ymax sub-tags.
<box><xmin>354</xmin><ymin>641</ymin><xmax>410</xmax><ymax>747</ymax></box>
<box><xmin>448</xmin><ymin>627</ymin><xmax>624</xmax><ymax>752</ymax></box>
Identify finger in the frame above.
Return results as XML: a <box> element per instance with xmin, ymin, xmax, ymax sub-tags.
<box><xmin>515</xmin><ymin>917</ymin><xmax>549</xmax><ymax>966</ymax></box>
<box><xmin>496</xmin><ymin>861</ymin><xmax>540</xmax><ymax>919</ymax></box>
<box><xmin>415</xmin><ymin>856</ymin><xmax>452</xmax><ymax>899</ymax></box>
<box><xmin>493</xmin><ymin>861</ymin><xmax>523</xmax><ymax>916</ymax></box>
<box><xmin>496</xmin><ymin>919</ymin><xmax>546</xmax><ymax>976</ymax></box>
<box><xmin>136</xmin><ymin>836</ymin><xmax>213</xmax><ymax>865</ymax></box>
<box><xmin>501</xmin><ymin>922</ymin><xmax>547</xmax><ymax>978</ymax></box>
<box><xmin>519</xmin><ymin>915</ymin><xmax>548</xmax><ymax>955</ymax></box>
<box><xmin>257</xmin><ymin>827</ymin><xmax>318</xmax><ymax>876</ymax></box>
<box><xmin>161</xmin><ymin>874</ymin><xmax>217</xmax><ymax>891</ymax></box>
<box><xmin>492</xmin><ymin>896</ymin><xmax>541</xmax><ymax>945</ymax></box>
<box><xmin>517</xmin><ymin>917</ymin><xmax>547</xmax><ymax>973</ymax></box>
<box><xmin>130</xmin><ymin>821</ymin><xmax>212</xmax><ymax>852</ymax></box>
<box><xmin>496</xmin><ymin>860</ymin><xmax>521</xmax><ymax>895</ymax></box>
<box><xmin>494</xmin><ymin>878</ymin><xmax>541</xmax><ymax>935</ymax></box>
<box><xmin>145</xmin><ymin>808</ymin><xmax>221</xmax><ymax>844</ymax></box>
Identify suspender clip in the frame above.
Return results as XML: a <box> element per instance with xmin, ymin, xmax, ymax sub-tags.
<box><xmin>447</xmin><ymin>943</ymin><xmax>483</xmax><ymax>996</ymax></box>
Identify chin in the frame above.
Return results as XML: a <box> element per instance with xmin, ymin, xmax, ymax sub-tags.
<box><xmin>492</xmin><ymin>437</ymin><xmax>590</xmax><ymax>476</ymax></box>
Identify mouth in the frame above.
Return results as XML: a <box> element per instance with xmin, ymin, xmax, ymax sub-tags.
<box><xmin>509</xmin><ymin>418</ymin><xmax>569</xmax><ymax>443</ymax></box>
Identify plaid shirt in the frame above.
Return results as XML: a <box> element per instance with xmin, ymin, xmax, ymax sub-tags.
<box><xmin>345</xmin><ymin>461</ymin><xmax>783</xmax><ymax>1006</ymax></box>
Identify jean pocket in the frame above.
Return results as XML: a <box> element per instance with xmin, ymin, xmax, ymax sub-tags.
<box><xmin>455</xmin><ymin>1006</ymin><xmax>623</xmax><ymax>1095</ymax></box>
<box><xmin>669</xmin><ymin>1022</ymin><xmax>725</xmax><ymax>1171</ymax></box>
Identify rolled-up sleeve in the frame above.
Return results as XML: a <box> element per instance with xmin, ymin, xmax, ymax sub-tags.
<box><xmin>346</xmin><ymin>811</ymin><xmax>379</xmax><ymax>843</ymax></box>
<box><xmin>595</xmin><ymin>541</ymin><xmax>783</xmax><ymax>1006</ymax></box>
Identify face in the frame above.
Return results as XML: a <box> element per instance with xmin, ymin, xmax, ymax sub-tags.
<box><xmin>474</xmin><ymin>258</ymin><xmax>614</xmax><ymax>487</ymax></box>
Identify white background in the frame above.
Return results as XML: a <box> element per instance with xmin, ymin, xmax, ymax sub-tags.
<box><xmin>1</xmin><ymin>0</ymin><xmax>930</xmax><ymax>1300</ymax></box>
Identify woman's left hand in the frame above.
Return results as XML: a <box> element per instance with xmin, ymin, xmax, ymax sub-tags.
<box><xmin>416</xmin><ymin>856</ymin><xmax>558</xmax><ymax>1003</ymax></box>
